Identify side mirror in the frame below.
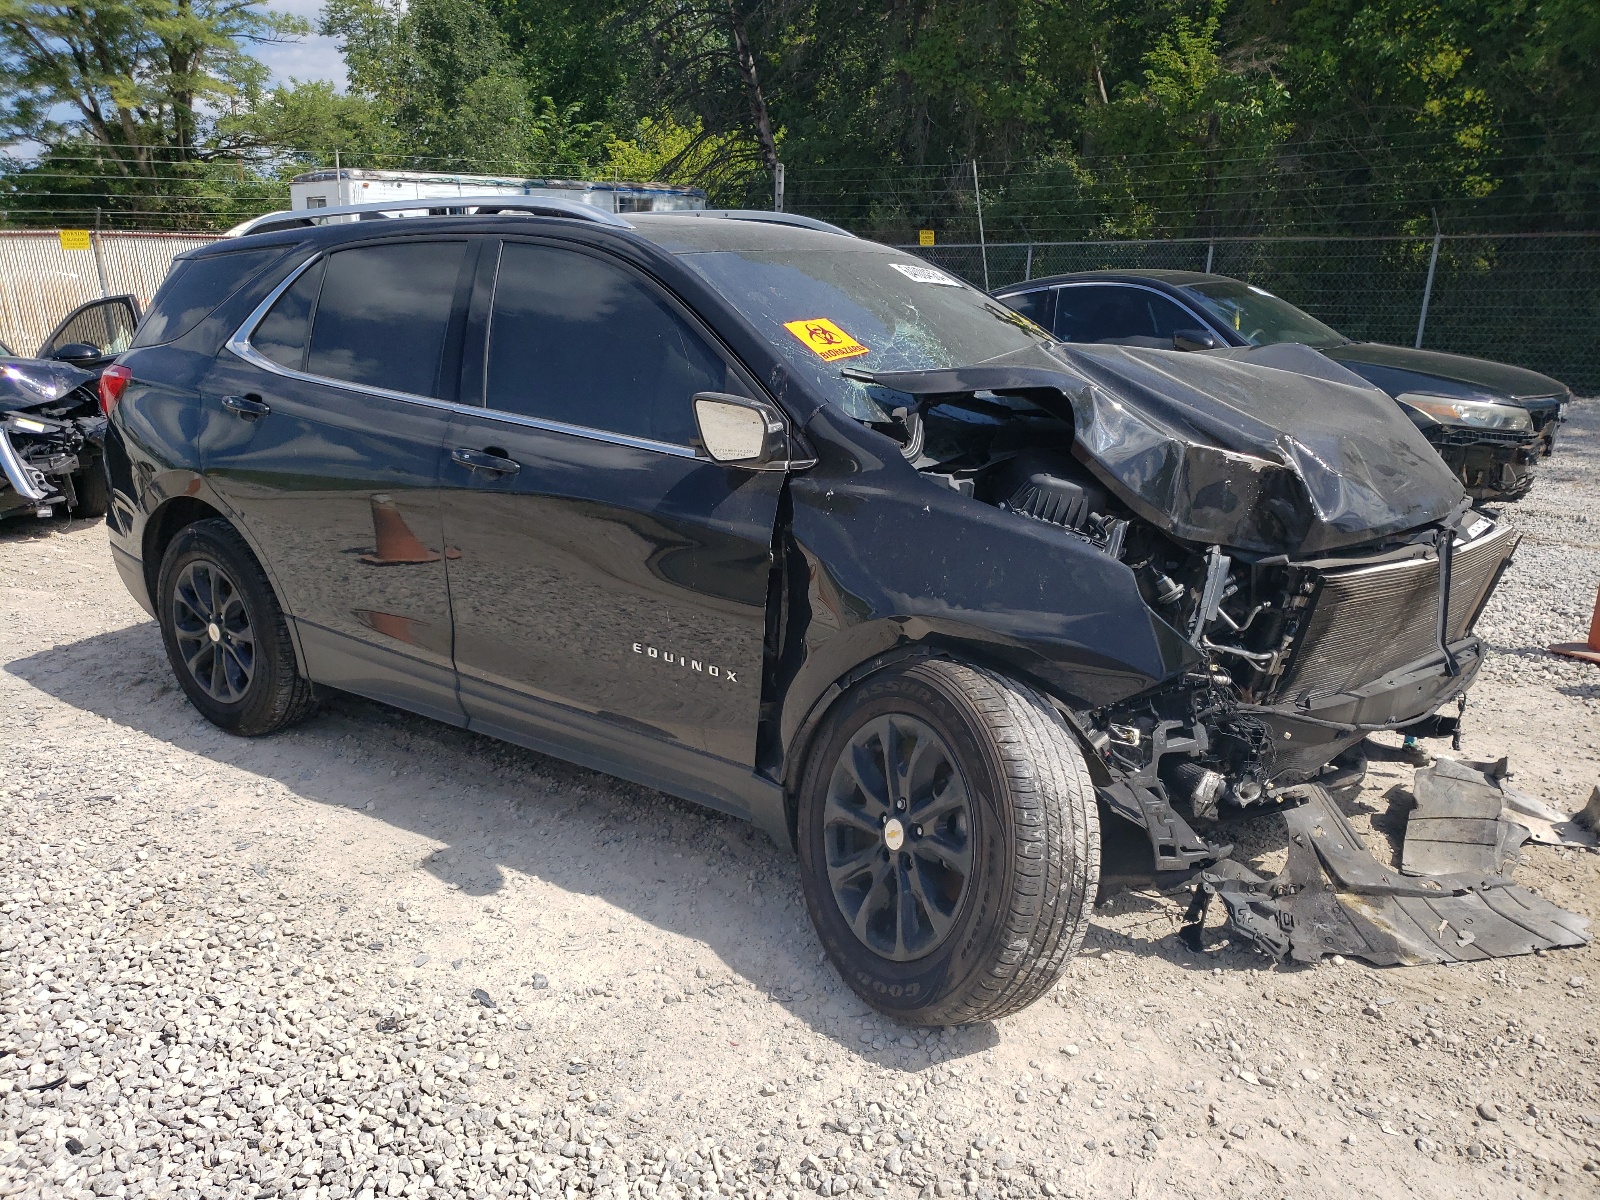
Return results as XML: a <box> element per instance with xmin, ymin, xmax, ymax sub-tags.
<box><xmin>1173</xmin><ymin>329</ymin><xmax>1220</xmax><ymax>352</ymax></box>
<box><xmin>52</xmin><ymin>342</ymin><xmax>104</xmax><ymax>366</ymax></box>
<box><xmin>692</xmin><ymin>393</ymin><xmax>807</xmax><ymax>470</ymax></box>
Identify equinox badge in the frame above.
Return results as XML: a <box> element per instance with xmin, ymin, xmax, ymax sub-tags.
<box><xmin>632</xmin><ymin>642</ymin><xmax>739</xmax><ymax>683</ymax></box>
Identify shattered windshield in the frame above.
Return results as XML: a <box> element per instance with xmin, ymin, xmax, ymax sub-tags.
<box><xmin>1181</xmin><ymin>279</ymin><xmax>1347</xmax><ymax>350</ymax></box>
<box><xmin>674</xmin><ymin>244</ymin><xmax>1054</xmax><ymax>420</ymax></box>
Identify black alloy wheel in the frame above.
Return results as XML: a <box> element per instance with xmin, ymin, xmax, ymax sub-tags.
<box><xmin>797</xmin><ymin>658</ymin><xmax>1099</xmax><ymax>1026</ymax></box>
<box><xmin>823</xmin><ymin>714</ymin><xmax>974</xmax><ymax>961</ymax></box>
<box><xmin>170</xmin><ymin>559</ymin><xmax>256</xmax><ymax>704</ymax></box>
<box><xmin>157</xmin><ymin>518</ymin><xmax>317</xmax><ymax>736</ymax></box>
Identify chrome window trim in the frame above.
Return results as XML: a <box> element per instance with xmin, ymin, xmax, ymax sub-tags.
<box><xmin>226</xmin><ymin>250</ymin><xmax>701</xmax><ymax>461</ymax></box>
<box><xmin>461</xmin><ymin>411</ymin><xmax>699</xmax><ymax>460</ymax></box>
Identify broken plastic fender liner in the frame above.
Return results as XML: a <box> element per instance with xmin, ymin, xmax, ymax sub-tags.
<box><xmin>1183</xmin><ymin>786</ymin><xmax>1589</xmax><ymax>967</ymax></box>
<box><xmin>782</xmin><ymin>318</ymin><xmax>870</xmax><ymax>362</ymax></box>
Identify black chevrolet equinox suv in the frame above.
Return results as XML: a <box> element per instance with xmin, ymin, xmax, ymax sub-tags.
<box><xmin>102</xmin><ymin>199</ymin><xmax>1513</xmax><ymax>1023</ymax></box>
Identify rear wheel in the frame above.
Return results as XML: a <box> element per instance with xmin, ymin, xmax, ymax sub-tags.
<box><xmin>156</xmin><ymin>519</ymin><xmax>316</xmax><ymax>735</ymax></box>
<box><xmin>796</xmin><ymin>659</ymin><xmax>1099</xmax><ymax>1025</ymax></box>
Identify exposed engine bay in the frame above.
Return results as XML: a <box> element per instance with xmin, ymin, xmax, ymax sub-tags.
<box><xmin>847</xmin><ymin>342</ymin><xmax>1520</xmax><ymax>876</ymax></box>
<box><xmin>1</xmin><ymin>359</ymin><xmax>107</xmax><ymax>520</ymax></box>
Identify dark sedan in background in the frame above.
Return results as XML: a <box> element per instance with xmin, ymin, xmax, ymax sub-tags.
<box><xmin>994</xmin><ymin>271</ymin><xmax>1572</xmax><ymax>502</ymax></box>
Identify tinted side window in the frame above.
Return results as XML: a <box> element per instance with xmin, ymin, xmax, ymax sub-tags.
<box><xmin>1001</xmin><ymin>288</ymin><xmax>1055</xmax><ymax>334</ymax></box>
<box><xmin>1143</xmin><ymin>292</ymin><xmax>1202</xmax><ymax>341</ymax></box>
<box><xmin>306</xmin><ymin>242</ymin><xmax>468</xmax><ymax>398</ymax></box>
<box><xmin>251</xmin><ymin>259</ymin><xmax>325</xmax><ymax>371</ymax></box>
<box><xmin>1055</xmin><ymin>285</ymin><xmax>1199</xmax><ymax>347</ymax></box>
<box><xmin>485</xmin><ymin>243</ymin><xmax>729</xmax><ymax>445</ymax></box>
<box><xmin>131</xmin><ymin>249</ymin><xmax>278</xmax><ymax>348</ymax></box>
<box><xmin>44</xmin><ymin>298</ymin><xmax>138</xmax><ymax>356</ymax></box>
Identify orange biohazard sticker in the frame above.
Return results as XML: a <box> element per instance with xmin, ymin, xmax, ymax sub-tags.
<box><xmin>783</xmin><ymin>318</ymin><xmax>870</xmax><ymax>362</ymax></box>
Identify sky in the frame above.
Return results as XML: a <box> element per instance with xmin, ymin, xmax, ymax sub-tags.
<box><xmin>257</xmin><ymin>0</ymin><xmax>348</xmax><ymax>90</ymax></box>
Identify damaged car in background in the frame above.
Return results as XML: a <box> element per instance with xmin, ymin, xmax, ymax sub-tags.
<box><xmin>102</xmin><ymin>208</ymin><xmax>1584</xmax><ymax>1027</ymax></box>
<box><xmin>1</xmin><ymin>295</ymin><xmax>140</xmax><ymax>520</ymax></box>
<box><xmin>993</xmin><ymin>271</ymin><xmax>1572</xmax><ymax>503</ymax></box>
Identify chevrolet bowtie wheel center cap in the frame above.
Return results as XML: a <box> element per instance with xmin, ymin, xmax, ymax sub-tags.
<box><xmin>207</xmin><ymin>622</ymin><xmax>222</xmax><ymax>643</ymax></box>
<box><xmin>883</xmin><ymin>818</ymin><xmax>905</xmax><ymax>852</ymax></box>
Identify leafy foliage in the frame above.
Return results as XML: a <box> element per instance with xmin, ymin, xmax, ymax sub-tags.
<box><xmin>2</xmin><ymin>0</ymin><xmax>1595</xmax><ymax>233</ymax></box>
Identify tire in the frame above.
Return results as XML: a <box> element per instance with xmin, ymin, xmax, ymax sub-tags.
<box><xmin>796</xmin><ymin>658</ymin><xmax>1099</xmax><ymax>1026</ymax></box>
<box><xmin>70</xmin><ymin>455</ymin><xmax>108</xmax><ymax>518</ymax></box>
<box><xmin>156</xmin><ymin>518</ymin><xmax>317</xmax><ymax>736</ymax></box>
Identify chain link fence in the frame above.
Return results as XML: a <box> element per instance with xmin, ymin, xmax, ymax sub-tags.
<box><xmin>1</xmin><ymin>225</ymin><xmax>1593</xmax><ymax>393</ymax></box>
<box><xmin>901</xmin><ymin>233</ymin><xmax>1600</xmax><ymax>393</ymax></box>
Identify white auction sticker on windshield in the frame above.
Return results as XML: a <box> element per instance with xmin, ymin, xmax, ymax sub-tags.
<box><xmin>890</xmin><ymin>262</ymin><xmax>963</xmax><ymax>287</ymax></box>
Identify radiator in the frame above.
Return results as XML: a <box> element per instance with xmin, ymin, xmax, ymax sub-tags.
<box><xmin>1273</xmin><ymin>523</ymin><xmax>1519</xmax><ymax>703</ymax></box>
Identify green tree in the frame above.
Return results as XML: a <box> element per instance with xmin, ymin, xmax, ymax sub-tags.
<box><xmin>0</xmin><ymin>0</ymin><xmax>307</xmax><ymax>171</ymax></box>
<box><xmin>0</xmin><ymin>0</ymin><xmax>313</xmax><ymax>225</ymax></box>
<box><xmin>319</xmin><ymin>0</ymin><xmax>605</xmax><ymax>171</ymax></box>
<box><xmin>1084</xmin><ymin>2</ymin><xmax>1288</xmax><ymax>238</ymax></box>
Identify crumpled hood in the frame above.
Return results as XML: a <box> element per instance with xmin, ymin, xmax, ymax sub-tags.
<box><xmin>855</xmin><ymin>341</ymin><xmax>1466</xmax><ymax>555</ymax></box>
<box><xmin>0</xmin><ymin>358</ymin><xmax>97</xmax><ymax>413</ymax></box>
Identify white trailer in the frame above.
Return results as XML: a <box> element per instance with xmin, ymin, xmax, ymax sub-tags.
<box><xmin>287</xmin><ymin>170</ymin><xmax>705</xmax><ymax>219</ymax></box>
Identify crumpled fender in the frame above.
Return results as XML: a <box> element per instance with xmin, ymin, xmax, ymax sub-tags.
<box><xmin>775</xmin><ymin>407</ymin><xmax>1201</xmax><ymax>763</ymax></box>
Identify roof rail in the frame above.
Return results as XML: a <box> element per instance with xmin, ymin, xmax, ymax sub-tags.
<box><xmin>646</xmin><ymin>209</ymin><xmax>856</xmax><ymax>238</ymax></box>
<box><xmin>225</xmin><ymin>196</ymin><xmax>636</xmax><ymax>238</ymax></box>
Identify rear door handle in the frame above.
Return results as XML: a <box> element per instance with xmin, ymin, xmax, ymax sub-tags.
<box><xmin>452</xmin><ymin>447</ymin><xmax>521</xmax><ymax>476</ymax></box>
<box><xmin>221</xmin><ymin>394</ymin><xmax>270</xmax><ymax>420</ymax></box>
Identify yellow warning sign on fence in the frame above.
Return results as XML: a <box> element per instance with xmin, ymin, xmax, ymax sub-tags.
<box><xmin>783</xmin><ymin>318</ymin><xmax>870</xmax><ymax>362</ymax></box>
<box><xmin>59</xmin><ymin>229</ymin><xmax>92</xmax><ymax>250</ymax></box>
<box><xmin>918</xmin><ymin>229</ymin><xmax>936</xmax><ymax>246</ymax></box>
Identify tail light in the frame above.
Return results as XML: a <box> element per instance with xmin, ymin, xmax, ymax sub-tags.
<box><xmin>98</xmin><ymin>364</ymin><xmax>132</xmax><ymax>417</ymax></box>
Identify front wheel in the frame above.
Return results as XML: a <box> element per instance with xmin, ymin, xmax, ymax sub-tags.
<box><xmin>70</xmin><ymin>455</ymin><xmax>108</xmax><ymax>518</ymax></box>
<box><xmin>156</xmin><ymin>518</ymin><xmax>316</xmax><ymax>736</ymax></box>
<box><xmin>796</xmin><ymin>658</ymin><xmax>1099</xmax><ymax>1025</ymax></box>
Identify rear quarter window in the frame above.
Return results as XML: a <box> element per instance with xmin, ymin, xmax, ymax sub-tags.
<box><xmin>131</xmin><ymin>248</ymin><xmax>280</xmax><ymax>348</ymax></box>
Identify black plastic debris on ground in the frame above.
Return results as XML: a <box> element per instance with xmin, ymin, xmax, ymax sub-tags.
<box><xmin>1403</xmin><ymin>757</ymin><xmax>1530</xmax><ymax>876</ymax></box>
<box><xmin>1182</xmin><ymin>785</ymin><xmax>1590</xmax><ymax>966</ymax></box>
<box><xmin>1402</xmin><ymin>756</ymin><xmax>1598</xmax><ymax>876</ymax></box>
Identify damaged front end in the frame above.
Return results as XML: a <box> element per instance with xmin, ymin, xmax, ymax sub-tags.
<box><xmin>1399</xmin><ymin>396</ymin><xmax>1543</xmax><ymax>503</ymax></box>
<box><xmin>850</xmin><ymin>342</ymin><xmax>1518</xmax><ymax>877</ymax></box>
<box><xmin>1077</xmin><ymin>504</ymin><xmax>1515</xmax><ymax>872</ymax></box>
<box><xmin>0</xmin><ymin>359</ymin><xmax>106</xmax><ymax>519</ymax></box>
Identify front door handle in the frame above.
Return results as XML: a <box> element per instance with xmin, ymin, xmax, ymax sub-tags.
<box><xmin>221</xmin><ymin>394</ymin><xmax>271</xmax><ymax>420</ymax></box>
<box><xmin>452</xmin><ymin>447</ymin><xmax>521</xmax><ymax>476</ymax></box>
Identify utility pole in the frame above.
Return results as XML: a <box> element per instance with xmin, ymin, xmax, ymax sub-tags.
<box><xmin>972</xmin><ymin>160</ymin><xmax>989</xmax><ymax>292</ymax></box>
<box><xmin>774</xmin><ymin>162</ymin><xmax>785</xmax><ymax>213</ymax></box>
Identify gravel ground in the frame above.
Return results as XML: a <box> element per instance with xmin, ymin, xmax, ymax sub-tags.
<box><xmin>3</xmin><ymin>407</ymin><xmax>1598</xmax><ymax>1200</ymax></box>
